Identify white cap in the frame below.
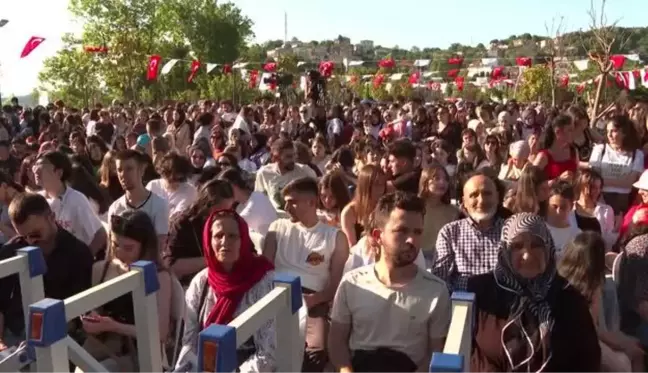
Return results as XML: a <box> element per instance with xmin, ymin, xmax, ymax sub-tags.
<box><xmin>633</xmin><ymin>170</ymin><xmax>648</xmax><ymax>190</ymax></box>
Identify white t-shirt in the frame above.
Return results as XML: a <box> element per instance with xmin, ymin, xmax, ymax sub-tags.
<box><xmin>270</xmin><ymin>219</ymin><xmax>339</xmax><ymax>291</ymax></box>
<box><xmin>236</xmin><ymin>191</ymin><xmax>277</xmax><ymax>236</ymax></box>
<box><xmin>331</xmin><ymin>265</ymin><xmax>451</xmax><ymax>368</ymax></box>
<box><xmin>108</xmin><ymin>191</ymin><xmax>170</xmax><ymax>235</ymax></box>
<box><xmin>546</xmin><ymin>223</ymin><xmax>581</xmax><ymax>257</ymax></box>
<box><xmin>145</xmin><ymin>179</ymin><xmax>197</xmax><ymax>218</ymax></box>
<box><xmin>589</xmin><ymin>144</ymin><xmax>644</xmax><ymax>194</ymax></box>
<box><xmin>254</xmin><ymin>163</ymin><xmax>317</xmax><ymax>210</ymax></box>
<box><xmin>40</xmin><ymin>187</ymin><xmax>103</xmax><ymax>246</ymax></box>
<box><xmin>193</xmin><ymin>125</ymin><xmax>211</xmax><ymax>145</ymax></box>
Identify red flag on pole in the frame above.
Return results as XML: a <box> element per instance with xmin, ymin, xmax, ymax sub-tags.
<box><xmin>147</xmin><ymin>55</ymin><xmax>161</xmax><ymax>80</ymax></box>
<box><xmin>20</xmin><ymin>36</ymin><xmax>46</xmax><ymax>58</ymax></box>
<box><xmin>188</xmin><ymin>60</ymin><xmax>201</xmax><ymax>82</ymax></box>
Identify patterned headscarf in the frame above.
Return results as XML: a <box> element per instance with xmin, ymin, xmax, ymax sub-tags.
<box><xmin>494</xmin><ymin>213</ymin><xmax>557</xmax><ymax>372</ymax></box>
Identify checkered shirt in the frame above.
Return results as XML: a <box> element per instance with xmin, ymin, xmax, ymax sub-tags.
<box><xmin>431</xmin><ymin>217</ymin><xmax>505</xmax><ymax>292</ymax></box>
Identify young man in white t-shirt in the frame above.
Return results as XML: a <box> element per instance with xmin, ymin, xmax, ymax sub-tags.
<box><xmin>108</xmin><ymin>150</ymin><xmax>169</xmax><ymax>251</ymax></box>
<box><xmin>34</xmin><ymin>151</ymin><xmax>106</xmax><ymax>255</ymax></box>
<box><xmin>145</xmin><ymin>152</ymin><xmax>197</xmax><ymax>218</ymax></box>
<box><xmin>263</xmin><ymin>177</ymin><xmax>349</xmax><ymax>372</ymax></box>
<box><xmin>254</xmin><ymin>138</ymin><xmax>317</xmax><ymax>210</ymax></box>
<box><xmin>329</xmin><ymin>192</ymin><xmax>450</xmax><ymax>372</ymax></box>
<box><xmin>545</xmin><ymin>181</ymin><xmax>581</xmax><ymax>256</ymax></box>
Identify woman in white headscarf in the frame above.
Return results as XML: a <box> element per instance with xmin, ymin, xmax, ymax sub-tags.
<box><xmin>468</xmin><ymin>213</ymin><xmax>600</xmax><ymax>372</ymax></box>
<box><xmin>498</xmin><ymin>140</ymin><xmax>531</xmax><ymax>188</ymax></box>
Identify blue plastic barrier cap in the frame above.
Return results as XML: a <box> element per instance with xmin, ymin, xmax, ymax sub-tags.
<box><xmin>27</xmin><ymin>298</ymin><xmax>67</xmax><ymax>347</ymax></box>
<box><xmin>451</xmin><ymin>291</ymin><xmax>476</xmax><ymax>303</ymax></box>
<box><xmin>429</xmin><ymin>352</ymin><xmax>464</xmax><ymax>372</ymax></box>
<box><xmin>18</xmin><ymin>247</ymin><xmax>46</xmax><ymax>278</ymax></box>
<box><xmin>273</xmin><ymin>272</ymin><xmax>303</xmax><ymax>314</ymax></box>
<box><xmin>198</xmin><ymin>324</ymin><xmax>237</xmax><ymax>372</ymax></box>
<box><xmin>130</xmin><ymin>260</ymin><xmax>160</xmax><ymax>295</ymax></box>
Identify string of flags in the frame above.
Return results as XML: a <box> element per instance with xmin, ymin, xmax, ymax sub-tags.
<box><xmin>16</xmin><ymin>35</ymin><xmax>648</xmax><ymax>95</ymax></box>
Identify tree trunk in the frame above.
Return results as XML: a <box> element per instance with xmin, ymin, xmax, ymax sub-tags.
<box><xmin>589</xmin><ymin>73</ymin><xmax>606</xmax><ymax>128</ymax></box>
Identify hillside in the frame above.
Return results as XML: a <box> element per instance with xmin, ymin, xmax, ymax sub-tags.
<box><xmin>246</xmin><ymin>26</ymin><xmax>648</xmax><ymax>68</ymax></box>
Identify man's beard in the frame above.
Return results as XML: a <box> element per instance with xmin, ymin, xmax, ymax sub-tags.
<box><xmin>391</xmin><ymin>243</ymin><xmax>418</xmax><ymax>267</ymax></box>
<box><xmin>282</xmin><ymin>162</ymin><xmax>295</xmax><ymax>171</ymax></box>
<box><xmin>467</xmin><ymin>207</ymin><xmax>497</xmax><ymax>223</ymax></box>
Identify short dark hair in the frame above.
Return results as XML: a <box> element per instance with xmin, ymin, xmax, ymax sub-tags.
<box><xmin>146</xmin><ymin>119</ymin><xmax>162</xmax><ymax>134</ymax></box>
<box><xmin>9</xmin><ymin>193</ymin><xmax>52</xmax><ymax>225</ymax></box>
<box><xmin>37</xmin><ymin>151</ymin><xmax>72</xmax><ymax>182</ymax></box>
<box><xmin>197</xmin><ymin>112</ymin><xmax>215</xmax><ymax>127</ymax></box>
<box><xmin>387</xmin><ymin>139</ymin><xmax>417</xmax><ymax>161</ymax></box>
<box><xmin>371</xmin><ymin>191</ymin><xmax>425</xmax><ymax>230</ymax></box>
<box><xmin>115</xmin><ymin>149</ymin><xmax>145</xmax><ymax>164</ymax></box>
<box><xmin>271</xmin><ymin>138</ymin><xmax>294</xmax><ymax>155</ymax></box>
<box><xmin>281</xmin><ymin>177</ymin><xmax>319</xmax><ymax>198</ymax></box>
<box><xmin>156</xmin><ymin>152</ymin><xmax>192</xmax><ymax>181</ymax></box>
<box><xmin>550</xmin><ymin>180</ymin><xmax>575</xmax><ymax>202</ymax></box>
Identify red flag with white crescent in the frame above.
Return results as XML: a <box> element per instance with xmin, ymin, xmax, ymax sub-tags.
<box><xmin>20</xmin><ymin>36</ymin><xmax>46</xmax><ymax>58</ymax></box>
<box><xmin>188</xmin><ymin>60</ymin><xmax>201</xmax><ymax>82</ymax></box>
<box><xmin>147</xmin><ymin>55</ymin><xmax>162</xmax><ymax>81</ymax></box>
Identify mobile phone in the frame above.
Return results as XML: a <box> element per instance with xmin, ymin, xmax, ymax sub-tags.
<box><xmin>81</xmin><ymin>315</ymin><xmax>99</xmax><ymax>323</ymax></box>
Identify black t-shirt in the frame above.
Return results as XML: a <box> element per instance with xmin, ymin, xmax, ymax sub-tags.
<box><xmin>0</xmin><ymin>156</ymin><xmax>19</xmax><ymax>178</ymax></box>
<box><xmin>0</xmin><ymin>227</ymin><xmax>93</xmax><ymax>334</ymax></box>
<box><xmin>392</xmin><ymin>169</ymin><xmax>422</xmax><ymax>194</ymax></box>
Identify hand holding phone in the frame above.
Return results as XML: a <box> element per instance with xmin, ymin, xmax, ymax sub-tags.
<box><xmin>81</xmin><ymin>314</ymin><xmax>100</xmax><ymax>323</ymax></box>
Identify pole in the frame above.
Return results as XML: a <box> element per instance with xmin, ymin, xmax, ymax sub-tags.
<box><xmin>0</xmin><ymin>20</ymin><xmax>8</xmax><ymax>106</ymax></box>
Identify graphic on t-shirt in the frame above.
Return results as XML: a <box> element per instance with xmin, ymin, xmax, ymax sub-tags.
<box><xmin>306</xmin><ymin>252</ymin><xmax>325</xmax><ymax>266</ymax></box>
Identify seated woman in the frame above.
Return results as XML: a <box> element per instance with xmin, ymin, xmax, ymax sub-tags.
<box><xmin>176</xmin><ymin>209</ymin><xmax>276</xmax><ymax>372</ymax></box>
<box><xmin>558</xmin><ymin>231</ymin><xmax>644</xmax><ymax>371</ymax></box>
<box><xmin>81</xmin><ymin>211</ymin><xmax>172</xmax><ymax>371</ymax></box>
<box><xmin>468</xmin><ymin>213</ymin><xmax>600</xmax><ymax>372</ymax></box>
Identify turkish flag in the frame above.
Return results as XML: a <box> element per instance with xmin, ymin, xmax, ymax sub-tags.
<box><xmin>188</xmin><ymin>60</ymin><xmax>201</xmax><ymax>82</ymax></box>
<box><xmin>147</xmin><ymin>55</ymin><xmax>162</xmax><ymax>80</ymax></box>
<box><xmin>20</xmin><ymin>36</ymin><xmax>46</xmax><ymax>58</ymax></box>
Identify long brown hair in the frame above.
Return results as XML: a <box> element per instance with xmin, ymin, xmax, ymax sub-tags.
<box><xmin>514</xmin><ymin>164</ymin><xmax>547</xmax><ymax>214</ymax></box>
<box><xmin>418</xmin><ymin>163</ymin><xmax>451</xmax><ymax>204</ymax></box>
<box><xmin>557</xmin><ymin>231</ymin><xmax>606</xmax><ymax>303</ymax></box>
<box><xmin>352</xmin><ymin>164</ymin><xmax>386</xmax><ymax>227</ymax></box>
<box><xmin>319</xmin><ymin>171</ymin><xmax>351</xmax><ymax>214</ymax></box>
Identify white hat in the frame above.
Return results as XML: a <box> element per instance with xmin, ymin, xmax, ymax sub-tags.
<box><xmin>633</xmin><ymin>170</ymin><xmax>648</xmax><ymax>190</ymax></box>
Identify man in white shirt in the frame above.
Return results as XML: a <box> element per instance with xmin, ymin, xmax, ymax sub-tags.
<box><xmin>329</xmin><ymin>192</ymin><xmax>450</xmax><ymax>372</ymax></box>
<box><xmin>108</xmin><ymin>150</ymin><xmax>169</xmax><ymax>251</ymax></box>
<box><xmin>263</xmin><ymin>177</ymin><xmax>349</xmax><ymax>372</ymax></box>
<box><xmin>255</xmin><ymin>138</ymin><xmax>317</xmax><ymax>210</ymax></box>
<box><xmin>33</xmin><ymin>151</ymin><xmax>105</xmax><ymax>255</ymax></box>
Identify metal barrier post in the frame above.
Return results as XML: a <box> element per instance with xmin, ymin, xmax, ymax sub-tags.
<box><xmin>130</xmin><ymin>261</ymin><xmax>162</xmax><ymax>372</ymax></box>
<box><xmin>429</xmin><ymin>291</ymin><xmax>475</xmax><ymax>373</ymax></box>
<box><xmin>273</xmin><ymin>273</ymin><xmax>303</xmax><ymax>371</ymax></box>
<box><xmin>27</xmin><ymin>299</ymin><xmax>68</xmax><ymax>372</ymax></box>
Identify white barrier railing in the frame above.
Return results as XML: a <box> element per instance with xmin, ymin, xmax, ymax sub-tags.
<box><xmin>26</xmin><ymin>260</ymin><xmax>161</xmax><ymax>372</ymax></box>
<box><xmin>429</xmin><ymin>291</ymin><xmax>475</xmax><ymax>372</ymax></box>
<box><xmin>0</xmin><ymin>247</ymin><xmax>46</xmax><ymax>371</ymax></box>
<box><xmin>197</xmin><ymin>273</ymin><xmax>302</xmax><ymax>372</ymax></box>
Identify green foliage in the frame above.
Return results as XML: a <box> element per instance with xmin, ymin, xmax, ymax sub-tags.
<box><xmin>516</xmin><ymin>66</ymin><xmax>553</xmax><ymax>102</ymax></box>
<box><xmin>39</xmin><ymin>0</ymin><xmax>254</xmax><ymax>106</ymax></box>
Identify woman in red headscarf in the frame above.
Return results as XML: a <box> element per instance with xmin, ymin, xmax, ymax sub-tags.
<box><xmin>175</xmin><ymin>209</ymin><xmax>277</xmax><ymax>372</ymax></box>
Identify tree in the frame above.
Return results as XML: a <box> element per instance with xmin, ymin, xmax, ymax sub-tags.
<box><xmin>544</xmin><ymin>16</ymin><xmax>566</xmax><ymax>106</ymax></box>
<box><xmin>38</xmin><ymin>33</ymin><xmax>104</xmax><ymax>108</ymax></box>
<box><xmin>580</xmin><ymin>0</ymin><xmax>631</xmax><ymax>125</ymax></box>
<box><xmin>516</xmin><ymin>65</ymin><xmax>553</xmax><ymax>102</ymax></box>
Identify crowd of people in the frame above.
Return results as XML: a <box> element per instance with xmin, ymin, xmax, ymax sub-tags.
<box><xmin>0</xmin><ymin>93</ymin><xmax>647</xmax><ymax>372</ymax></box>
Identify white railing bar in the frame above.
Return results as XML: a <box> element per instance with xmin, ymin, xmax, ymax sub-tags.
<box><xmin>64</xmin><ymin>271</ymin><xmax>140</xmax><ymax>321</ymax></box>
<box><xmin>443</xmin><ymin>304</ymin><xmax>469</xmax><ymax>355</ymax></box>
<box><xmin>0</xmin><ymin>256</ymin><xmax>26</xmax><ymax>279</ymax></box>
<box><xmin>229</xmin><ymin>287</ymin><xmax>288</xmax><ymax>347</ymax></box>
<box><xmin>65</xmin><ymin>336</ymin><xmax>109</xmax><ymax>373</ymax></box>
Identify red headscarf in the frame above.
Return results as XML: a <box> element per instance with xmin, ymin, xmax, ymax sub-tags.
<box><xmin>202</xmin><ymin>209</ymin><xmax>274</xmax><ymax>327</ymax></box>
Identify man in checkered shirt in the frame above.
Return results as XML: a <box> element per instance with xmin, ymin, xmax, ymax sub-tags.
<box><xmin>432</xmin><ymin>173</ymin><xmax>505</xmax><ymax>292</ymax></box>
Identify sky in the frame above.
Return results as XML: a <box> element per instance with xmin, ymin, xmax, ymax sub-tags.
<box><xmin>0</xmin><ymin>0</ymin><xmax>644</xmax><ymax>97</ymax></box>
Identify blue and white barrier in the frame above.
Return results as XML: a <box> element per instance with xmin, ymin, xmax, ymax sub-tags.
<box><xmin>198</xmin><ymin>273</ymin><xmax>303</xmax><ymax>372</ymax></box>
<box><xmin>0</xmin><ymin>247</ymin><xmax>46</xmax><ymax>371</ymax></box>
<box><xmin>429</xmin><ymin>292</ymin><xmax>475</xmax><ymax>373</ymax></box>
<box><xmin>26</xmin><ymin>261</ymin><xmax>161</xmax><ymax>372</ymax></box>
